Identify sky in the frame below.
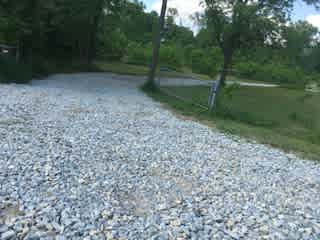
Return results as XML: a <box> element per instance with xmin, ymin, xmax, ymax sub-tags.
<box><xmin>142</xmin><ymin>0</ymin><xmax>320</xmax><ymax>31</ymax></box>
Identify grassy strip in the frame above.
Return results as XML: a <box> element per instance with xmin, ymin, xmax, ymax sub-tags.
<box><xmin>144</xmin><ymin>86</ymin><xmax>320</xmax><ymax>161</ymax></box>
<box><xmin>95</xmin><ymin>61</ymin><xmax>211</xmax><ymax>80</ymax></box>
<box><xmin>226</xmin><ymin>75</ymin><xmax>276</xmax><ymax>85</ymax></box>
<box><xmin>1</xmin><ymin>58</ymin><xmax>211</xmax><ymax>84</ymax></box>
<box><xmin>95</xmin><ymin>61</ymin><xmax>148</xmax><ymax>76</ymax></box>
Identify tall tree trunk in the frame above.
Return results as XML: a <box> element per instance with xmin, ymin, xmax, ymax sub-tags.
<box><xmin>219</xmin><ymin>50</ymin><xmax>232</xmax><ymax>86</ymax></box>
<box><xmin>209</xmin><ymin>50</ymin><xmax>233</xmax><ymax>112</ymax></box>
<box><xmin>146</xmin><ymin>0</ymin><xmax>168</xmax><ymax>90</ymax></box>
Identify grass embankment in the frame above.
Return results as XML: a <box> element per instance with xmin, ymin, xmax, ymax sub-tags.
<box><xmin>146</xmin><ymin>86</ymin><xmax>320</xmax><ymax>160</ymax></box>
<box><xmin>226</xmin><ymin>75</ymin><xmax>276</xmax><ymax>85</ymax></box>
<box><xmin>0</xmin><ymin>57</ymin><xmax>211</xmax><ymax>84</ymax></box>
<box><xmin>95</xmin><ymin>61</ymin><xmax>211</xmax><ymax>80</ymax></box>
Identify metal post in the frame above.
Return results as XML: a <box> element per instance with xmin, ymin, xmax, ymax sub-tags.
<box><xmin>208</xmin><ymin>78</ymin><xmax>221</xmax><ymax>112</ymax></box>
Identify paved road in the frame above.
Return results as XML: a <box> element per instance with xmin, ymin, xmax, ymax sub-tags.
<box><xmin>159</xmin><ymin>77</ymin><xmax>279</xmax><ymax>88</ymax></box>
<box><xmin>0</xmin><ymin>73</ymin><xmax>319</xmax><ymax>240</ymax></box>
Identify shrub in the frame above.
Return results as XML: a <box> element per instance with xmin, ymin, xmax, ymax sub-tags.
<box><xmin>234</xmin><ymin>61</ymin><xmax>309</xmax><ymax>88</ymax></box>
<box><xmin>125</xmin><ymin>43</ymin><xmax>184</xmax><ymax>70</ymax></box>
<box><xmin>0</xmin><ymin>56</ymin><xmax>32</xmax><ymax>84</ymax></box>
<box><xmin>124</xmin><ymin>42</ymin><xmax>152</xmax><ymax>65</ymax></box>
<box><xmin>191</xmin><ymin>47</ymin><xmax>222</xmax><ymax>77</ymax></box>
<box><xmin>183</xmin><ymin>45</ymin><xmax>194</xmax><ymax>67</ymax></box>
<box><xmin>159</xmin><ymin>45</ymin><xmax>184</xmax><ymax>70</ymax></box>
<box><xmin>98</xmin><ymin>28</ymin><xmax>128</xmax><ymax>61</ymax></box>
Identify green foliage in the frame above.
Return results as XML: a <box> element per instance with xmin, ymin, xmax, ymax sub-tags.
<box><xmin>195</xmin><ymin>29</ymin><xmax>217</xmax><ymax>48</ymax></box>
<box><xmin>147</xmin><ymin>85</ymin><xmax>320</xmax><ymax>160</ymax></box>
<box><xmin>120</xmin><ymin>1</ymin><xmax>158</xmax><ymax>44</ymax></box>
<box><xmin>304</xmin><ymin>43</ymin><xmax>320</xmax><ymax>72</ymax></box>
<box><xmin>201</xmin><ymin>0</ymin><xmax>319</xmax><ymax>86</ymax></box>
<box><xmin>0</xmin><ymin>0</ymin><xmax>319</xmax><ymax>86</ymax></box>
<box><xmin>125</xmin><ymin>42</ymin><xmax>152</xmax><ymax>65</ymax></box>
<box><xmin>159</xmin><ymin>45</ymin><xmax>184</xmax><ymax>70</ymax></box>
<box><xmin>125</xmin><ymin>43</ymin><xmax>184</xmax><ymax>70</ymax></box>
<box><xmin>191</xmin><ymin>47</ymin><xmax>223</xmax><ymax>77</ymax></box>
<box><xmin>0</xmin><ymin>56</ymin><xmax>32</xmax><ymax>84</ymax></box>
<box><xmin>282</xmin><ymin>21</ymin><xmax>318</xmax><ymax>63</ymax></box>
<box><xmin>234</xmin><ymin>61</ymin><xmax>311</xmax><ymax>88</ymax></box>
<box><xmin>203</xmin><ymin>0</ymin><xmax>286</xmax><ymax>56</ymax></box>
<box><xmin>164</xmin><ymin>23</ymin><xmax>194</xmax><ymax>46</ymax></box>
<box><xmin>216</xmin><ymin>86</ymin><xmax>320</xmax><ymax>142</ymax></box>
<box><xmin>98</xmin><ymin>28</ymin><xmax>128</xmax><ymax>61</ymax></box>
<box><xmin>191</xmin><ymin>49</ymin><xmax>212</xmax><ymax>76</ymax></box>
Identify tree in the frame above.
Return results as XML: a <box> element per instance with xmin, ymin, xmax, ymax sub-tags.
<box><xmin>145</xmin><ymin>0</ymin><xmax>168</xmax><ymax>90</ymax></box>
<box><xmin>120</xmin><ymin>1</ymin><xmax>158</xmax><ymax>44</ymax></box>
<box><xmin>195</xmin><ymin>28</ymin><xmax>217</xmax><ymax>48</ymax></box>
<box><xmin>201</xmin><ymin>0</ymin><xmax>319</xmax><ymax>109</ymax></box>
<box><xmin>282</xmin><ymin>21</ymin><xmax>318</xmax><ymax>64</ymax></box>
<box><xmin>85</xmin><ymin>0</ymin><xmax>123</xmax><ymax>66</ymax></box>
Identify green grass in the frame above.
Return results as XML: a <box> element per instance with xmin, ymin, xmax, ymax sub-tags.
<box><xmin>95</xmin><ymin>61</ymin><xmax>211</xmax><ymax>80</ymax></box>
<box><xmin>226</xmin><ymin>75</ymin><xmax>275</xmax><ymax>85</ymax></box>
<box><xmin>145</xmin><ymin>85</ymin><xmax>320</xmax><ymax>160</ymax></box>
<box><xmin>95</xmin><ymin>61</ymin><xmax>148</xmax><ymax>76</ymax></box>
<box><xmin>1</xmin><ymin>58</ymin><xmax>212</xmax><ymax>83</ymax></box>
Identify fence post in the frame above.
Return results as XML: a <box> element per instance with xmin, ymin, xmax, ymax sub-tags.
<box><xmin>208</xmin><ymin>78</ymin><xmax>221</xmax><ymax>112</ymax></box>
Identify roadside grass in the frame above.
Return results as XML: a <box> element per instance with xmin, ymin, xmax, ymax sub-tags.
<box><xmin>226</xmin><ymin>75</ymin><xmax>274</xmax><ymax>85</ymax></box>
<box><xmin>145</xmin><ymin>85</ymin><xmax>320</xmax><ymax>160</ymax></box>
<box><xmin>95</xmin><ymin>61</ymin><xmax>148</xmax><ymax>76</ymax></box>
<box><xmin>1</xmin><ymin>58</ymin><xmax>211</xmax><ymax>84</ymax></box>
<box><xmin>95</xmin><ymin>61</ymin><xmax>211</xmax><ymax>80</ymax></box>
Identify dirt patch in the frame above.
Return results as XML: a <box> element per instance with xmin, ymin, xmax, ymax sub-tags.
<box><xmin>0</xmin><ymin>202</ymin><xmax>23</xmax><ymax>225</ymax></box>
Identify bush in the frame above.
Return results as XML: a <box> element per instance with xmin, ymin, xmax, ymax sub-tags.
<box><xmin>125</xmin><ymin>42</ymin><xmax>152</xmax><ymax>65</ymax></box>
<box><xmin>234</xmin><ymin>61</ymin><xmax>309</xmax><ymax>88</ymax></box>
<box><xmin>0</xmin><ymin>56</ymin><xmax>32</xmax><ymax>84</ymax></box>
<box><xmin>159</xmin><ymin>45</ymin><xmax>184</xmax><ymax>70</ymax></box>
<box><xmin>98</xmin><ymin>28</ymin><xmax>128</xmax><ymax>61</ymax></box>
<box><xmin>191</xmin><ymin>47</ymin><xmax>222</xmax><ymax>77</ymax></box>
<box><xmin>183</xmin><ymin>45</ymin><xmax>194</xmax><ymax>67</ymax></box>
<box><xmin>125</xmin><ymin>43</ymin><xmax>184</xmax><ymax>70</ymax></box>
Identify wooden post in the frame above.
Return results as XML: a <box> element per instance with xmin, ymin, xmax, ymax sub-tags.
<box><xmin>147</xmin><ymin>0</ymin><xmax>168</xmax><ymax>89</ymax></box>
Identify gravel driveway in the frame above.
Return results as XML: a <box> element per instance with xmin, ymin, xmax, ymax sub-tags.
<box><xmin>0</xmin><ymin>73</ymin><xmax>319</xmax><ymax>240</ymax></box>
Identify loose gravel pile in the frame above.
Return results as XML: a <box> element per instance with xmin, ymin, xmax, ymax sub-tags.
<box><xmin>0</xmin><ymin>73</ymin><xmax>320</xmax><ymax>240</ymax></box>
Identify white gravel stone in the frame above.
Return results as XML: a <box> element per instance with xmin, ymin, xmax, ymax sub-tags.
<box><xmin>0</xmin><ymin>73</ymin><xmax>319</xmax><ymax>239</ymax></box>
<box><xmin>0</xmin><ymin>230</ymin><xmax>15</xmax><ymax>240</ymax></box>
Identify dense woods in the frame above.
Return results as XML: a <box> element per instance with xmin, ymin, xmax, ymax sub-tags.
<box><xmin>0</xmin><ymin>0</ymin><xmax>319</xmax><ymax>88</ymax></box>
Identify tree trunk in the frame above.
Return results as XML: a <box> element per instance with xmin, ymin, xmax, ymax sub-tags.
<box><xmin>146</xmin><ymin>0</ymin><xmax>168</xmax><ymax>90</ymax></box>
<box><xmin>219</xmin><ymin>51</ymin><xmax>232</xmax><ymax>86</ymax></box>
<box><xmin>209</xmin><ymin>50</ymin><xmax>233</xmax><ymax>112</ymax></box>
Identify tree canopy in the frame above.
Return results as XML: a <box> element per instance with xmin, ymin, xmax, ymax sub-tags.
<box><xmin>201</xmin><ymin>0</ymin><xmax>319</xmax><ymax>85</ymax></box>
<box><xmin>0</xmin><ymin>0</ymin><xmax>319</xmax><ymax>89</ymax></box>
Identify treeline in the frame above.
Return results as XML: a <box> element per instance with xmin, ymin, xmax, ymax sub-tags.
<box><xmin>0</xmin><ymin>0</ymin><xmax>123</xmax><ymax>73</ymax></box>
<box><xmin>0</xmin><ymin>0</ymin><xmax>319</xmax><ymax>87</ymax></box>
<box><xmin>0</xmin><ymin>0</ymin><xmax>191</xmax><ymax>81</ymax></box>
<box><xmin>231</xmin><ymin>21</ymin><xmax>320</xmax><ymax>87</ymax></box>
<box><xmin>107</xmin><ymin>1</ymin><xmax>320</xmax><ymax>88</ymax></box>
